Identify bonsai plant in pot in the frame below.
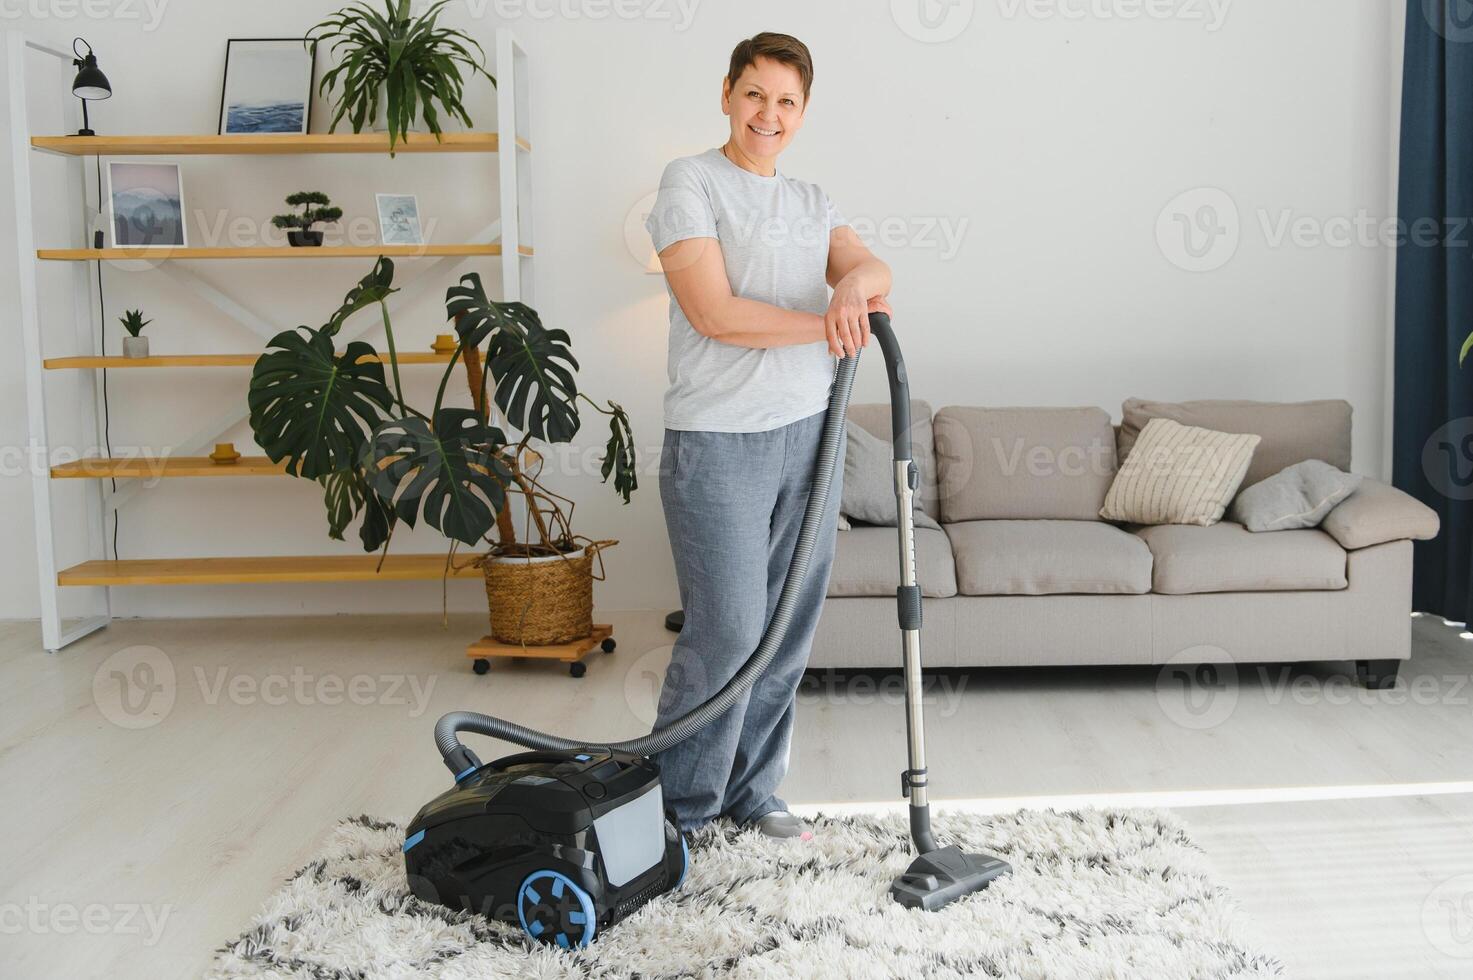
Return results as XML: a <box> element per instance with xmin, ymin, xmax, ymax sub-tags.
<box><xmin>308</xmin><ymin>0</ymin><xmax>494</xmax><ymax>155</ymax></box>
<box><xmin>119</xmin><ymin>309</ymin><xmax>150</xmax><ymax>358</ymax></box>
<box><xmin>272</xmin><ymin>191</ymin><xmax>343</xmax><ymax>247</ymax></box>
<box><xmin>247</xmin><ymin>257</ymin><xmax>636</xmax><ymax>645</ymax></box>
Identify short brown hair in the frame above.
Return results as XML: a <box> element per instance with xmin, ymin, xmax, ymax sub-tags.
<box><xmin>726</xmin><ymin>32</ymin><xmax>813</xmax><ymax>103</ymax></box>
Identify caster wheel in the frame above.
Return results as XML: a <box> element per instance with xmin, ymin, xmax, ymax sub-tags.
<box><xmin>601</xmin><ymin>637</ymin><xmax>616</xmax><ymax>654</ymax></box>
<box><xmin>569</xmin><ymin>661</ymin><xmax>587</xmax><ymax>678</ymax></box>
<box><xmin>472</xmin><ymin>658</ymin><xmax>490</xmax><ymax>675</ymax></box>
<box><xmin>517</xmin><ymin>869</ymin><xmax>596</xmax><ymax>948</ymax></box>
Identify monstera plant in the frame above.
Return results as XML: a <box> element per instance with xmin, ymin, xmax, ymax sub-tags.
<box><xmin>247</xmin><ymin>257</ymin><xmax>635</xmax><ymax>570</ymax></box>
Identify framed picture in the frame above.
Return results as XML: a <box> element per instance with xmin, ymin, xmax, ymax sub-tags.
<box><xmin>376</xmin><ymin>194</ymin><xmax>424</xmax><ymax>246</ymax></box>
<box><xmin>218</xmin><ymin>38</ymin><xmax>315</xmax><ymax>135</ymax></box>
<box><xmin>106</xmin><ymin>161</ymin><xmax>187</xmax><ymax>248</ymax></box>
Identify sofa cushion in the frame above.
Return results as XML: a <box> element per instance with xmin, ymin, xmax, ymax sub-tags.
<box><xmin>1099</xmin><ymin>418</ymin><xmax>1261</xmax><ymax>527</ymax></box>
<box><xmin>934</xmin><ymin>407</ymin><xmax>1117</xmax><ymax>523</ymax></box>
<box><xmin>1119</xmin><ymin>398</ymin><xmax>1352</xmax><ymax>489</ymax></box>
<box><xmin>1136</xmin><ymin>521</ymin><xmax>1347</xmax><ymax>594</ymax></box>
<box><xmin>847</xmin><ymin>400</ymin><xmax>939</xmax><ymax>521</ymax></box>
<box><xmin>1229</xmin><ymin>460</ymin><xmax>1362</xmax><ymax>532</ymax></box>
<box><xmin>1320</xmin><ymin>478</ymin><xmax>1440</xmax><ymax>550</ymax></box>
<box><xmin>828</xmin><ymin>525</ymin><xmax>957</xmax><ymax>598</ymax></box>
<box><xmin>842</xmin><ymin>420</ymin><xmax>941</xmax><ymax>530</ymax></box>
<box><xmin>946</xmin><ymin>520</ymin><xmax>1152</xmax><ymax>596</ymax></box>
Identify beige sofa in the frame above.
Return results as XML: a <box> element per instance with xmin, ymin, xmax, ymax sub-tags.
<box><xmin>813</xmin><ymin>399</ymin><xmax>1441</xmax><ymax>687</ymax></box>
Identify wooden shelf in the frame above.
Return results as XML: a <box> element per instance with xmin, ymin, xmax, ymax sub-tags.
<box><xmin>58</xmin><ymin>554</ymin><xmax>482</xmax><ymax>586</ymax></box>
<box><xmin>31</xmin><ymin>131</ymin><xmax>529</xmax><ymax>156</ymax></box>
<box><xmin>36</xmin><ymin>244</ymin><xmax>530</xmax><ymax>261</ymax></box>
<box><xmin>51</xmin><ymin>456</ymin><xmax>285</xmax><ymax>479</ymax></box>
<box><xmin>44</xmin><ymin>352</ymin><xmax>454</xmax><ymax>369</ymax></box>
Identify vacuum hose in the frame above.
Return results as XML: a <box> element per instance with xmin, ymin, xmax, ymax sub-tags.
<box><xmin>435</xmin><ymin>317</ymin><xmax>882</xmax><ymax>778</ymax></box>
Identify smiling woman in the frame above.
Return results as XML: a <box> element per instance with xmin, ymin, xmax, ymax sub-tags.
<box><xmin>642</xmin><ymin>32</ymin><xmax>894</xmax><ymax>840</ymax></box>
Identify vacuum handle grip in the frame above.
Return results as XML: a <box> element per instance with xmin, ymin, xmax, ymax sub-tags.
<box><xmin>865</xmin><ymin>312</ymin><xmax>912</xmax><ymax>463</ymax></box>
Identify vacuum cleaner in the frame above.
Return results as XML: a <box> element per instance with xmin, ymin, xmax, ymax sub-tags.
<box><xmin>403</xmin><ymin>313</ymin><xmax>1011</xmax><ymax>947</ymax></box>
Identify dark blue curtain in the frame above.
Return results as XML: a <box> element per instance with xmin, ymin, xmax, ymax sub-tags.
<box><xmin>1394</xmin><ymin>1</ymin><xmax>1473</xmax><ymax>621</ymax></box>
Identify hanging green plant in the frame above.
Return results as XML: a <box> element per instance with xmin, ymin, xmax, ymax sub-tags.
<box><xmin>308</xmin><ymin>0</ymin><xmax>495</xmax><ymax>156</ymax></box>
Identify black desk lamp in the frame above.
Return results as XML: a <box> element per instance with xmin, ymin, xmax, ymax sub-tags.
<box><xmin>70</xmin><ymin>37</ymin><xmax>111</xmax><ymax>136</ymax></box>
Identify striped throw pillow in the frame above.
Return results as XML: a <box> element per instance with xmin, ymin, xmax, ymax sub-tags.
<box><xmin>1100</xmin><ymin>418</ymin><xmax>1261</xmax><ymax>526</ymax></box>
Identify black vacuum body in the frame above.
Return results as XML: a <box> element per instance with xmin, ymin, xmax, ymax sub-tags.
<box><xmin>403</xmin><ymin>748</ymin><xmax>687</xmax><ymax>948</ymax></box>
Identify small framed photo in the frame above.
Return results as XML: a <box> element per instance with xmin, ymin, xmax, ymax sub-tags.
<box><xmin>107</xmin><ymin>161</ymin><xmax>187</xmax><ymax>248</ymax></box>
<box><xmin>218</xmin><ymin>38</ymin><xmax>315</xmax><ymax>135</ymax></box>
<box><xmin>376</xmin><ymin>194</ymin><xmax>424</xmax><ymax>246</ymax></box>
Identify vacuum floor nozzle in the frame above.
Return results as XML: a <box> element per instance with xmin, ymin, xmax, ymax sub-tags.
<box><xmin>890</xmin><ymin>845</ymin><xmax>1011</xmax><ymax>912</ymax></box>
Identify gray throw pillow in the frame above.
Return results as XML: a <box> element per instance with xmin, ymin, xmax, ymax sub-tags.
<box><xmin>1229</xmin><ymin>459</ymin><xmax>1362</xmax><ymax>532</ymax></box>
<box><xmin>842</xmin><ymin>421</ymin><xmax>940</xmax><ymax>530</ymax></box>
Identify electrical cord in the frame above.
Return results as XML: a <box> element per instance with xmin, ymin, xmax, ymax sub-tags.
<box><xmin>94</xmin><ymin>152</ymin><xmax>117</xmax><ymax>558</ymax></box>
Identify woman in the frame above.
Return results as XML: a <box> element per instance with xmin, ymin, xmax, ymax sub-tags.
<box><xmin>644</xmin><ymin>32</ymin><xmax>893</xmax><ymax>838</ymax></box>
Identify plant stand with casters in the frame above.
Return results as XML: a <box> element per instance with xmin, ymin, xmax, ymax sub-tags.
<box><xmin>468</xmin><ymin>624</ymin><xmax>616</xmax><ymax>678</ymax></box>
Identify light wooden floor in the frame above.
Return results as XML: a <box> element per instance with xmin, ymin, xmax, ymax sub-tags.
<box><xmin>2</xmin><ymin>612</ymin><xmax>1471</xmax><ymax>979</ymax></box>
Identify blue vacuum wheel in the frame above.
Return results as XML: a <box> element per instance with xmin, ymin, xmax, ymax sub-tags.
<box><xmin>516</xmin><ymin>869</ymin><xmax>596</xmax><ymax>949</ymax></box>
<box><xmin>675</xmin><ymin>832</ymin><xmax>690</xmax><ymax>889</ymax></box>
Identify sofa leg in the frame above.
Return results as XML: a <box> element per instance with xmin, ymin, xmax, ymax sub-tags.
<box><xmin>1355</xmin><ymin>659</ymin><xmax>1401</xmax><ymax>690</ymax></box>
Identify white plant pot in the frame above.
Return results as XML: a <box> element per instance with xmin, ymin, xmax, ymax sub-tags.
<box><xmin>488</xmin><ymin>547</ymin><xmax>586</xmax><ymax>566</ymax></box>
<box><xmin>122</xmin><ymin>335</ymin><xmax>149</xmax><ymax>359</ymax></box>
<box><xmin>370</xmin><ymin>82</ymin><xmax>429</xmax><ymax>135</ymax></box>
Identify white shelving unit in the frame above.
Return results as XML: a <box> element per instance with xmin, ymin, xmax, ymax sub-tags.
<box><xmin>4</xmin><ymin>28</ymin><xmax>533</xmax><ymax>652</ymax></box>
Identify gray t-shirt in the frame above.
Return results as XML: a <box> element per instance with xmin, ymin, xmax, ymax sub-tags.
<box><xmin>646</xmin><ymin>147</ymin><xmax>848</xmax><ymax>433</ymax></box>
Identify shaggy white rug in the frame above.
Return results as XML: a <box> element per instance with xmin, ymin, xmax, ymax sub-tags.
<box><xmin>208</xmin><ymin>809</ymin><xmax>1282</xmax><ymax>979</ymax></box>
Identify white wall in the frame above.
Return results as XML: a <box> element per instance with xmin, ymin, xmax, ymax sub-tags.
<box><xmin>0</xmin><ymin>0</ymin><xmax>1404</xmax><ymax>623</ymax></box>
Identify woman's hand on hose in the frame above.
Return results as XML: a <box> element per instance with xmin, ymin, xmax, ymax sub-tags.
<box><xmin>824</xmin><ymin>279</ymin><xmax>872</xmax><ymax>358</ymax></box>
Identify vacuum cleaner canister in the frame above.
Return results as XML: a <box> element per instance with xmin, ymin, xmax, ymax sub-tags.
<box><xmin>403</xmin><ymin>748</ymin><xmax>688</xmax><ymax>949</ymax></box>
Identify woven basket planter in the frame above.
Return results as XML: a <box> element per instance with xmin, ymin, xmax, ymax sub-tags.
<box><xmin>481</xmin><ymin>540</ymin><xmax>616</xmax><ymax>645</ymax></box>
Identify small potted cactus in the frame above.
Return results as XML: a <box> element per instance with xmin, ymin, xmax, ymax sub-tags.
<box><xmin>272</xmin><ymin>190</ymin><xmax>344</xmax><ymax>247</ymax></box>
<box><xmin>120</xmin><ymin>309</ymin><xmax>151</xmax><ymax>358</ymax></box>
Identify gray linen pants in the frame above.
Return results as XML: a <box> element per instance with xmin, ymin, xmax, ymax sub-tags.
<box><xmin>653</xmin><ymin>409</ymin><xmax>842</xmax><ymax>831</ymax></box>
